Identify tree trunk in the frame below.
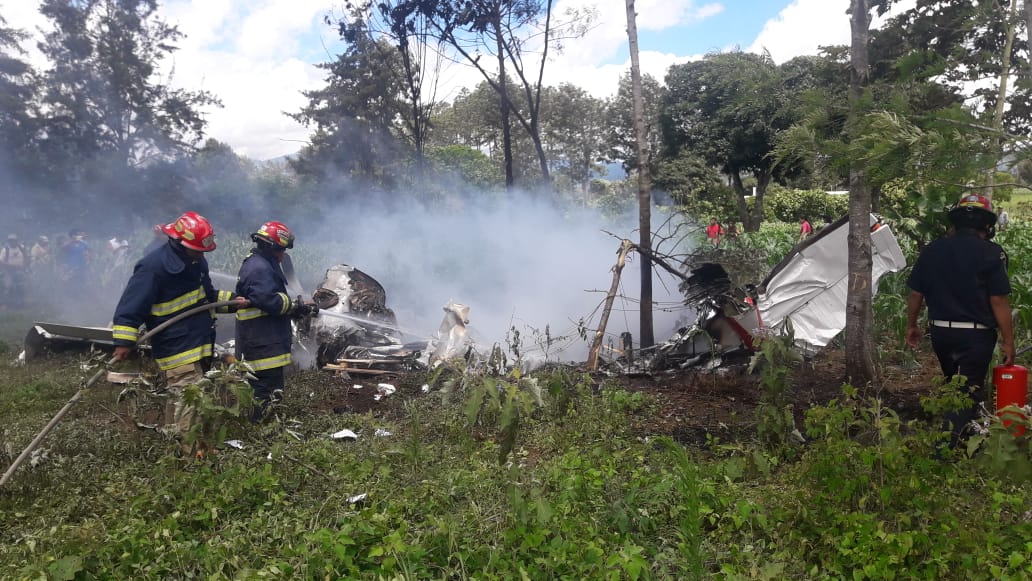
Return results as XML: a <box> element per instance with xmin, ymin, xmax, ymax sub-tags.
<box><xmin>401</xmin><ymin>49</ymin><xmax>427</xmax><ymax>196</ymax></box>
<box><xmin>730</xmin><ymin>171</ymin><xmax>769</xmax><ymax>232</ymax></box>
<box><xmin>845</xmin><ymin>0</ymin><xmax>877</xmax><ymax>385</ymax></box>
<box><xmin>985</xmin><ymin>0</ymin><xmax>1019</xmax><ymax>199</ymax></box>
<box><xmin>494</xmin><ymin>17</ymin><xmax>515</xmax><ymax>189</ymax></box>
<box><xmin>1026</xmin><ymin>0</ymin><xmax>1032</xmax><ymax>80</ymax></box>
<box><xmin>625</xmin><ymin>0</ymin><xmax>654</xmax><ymax>348</ymax></box>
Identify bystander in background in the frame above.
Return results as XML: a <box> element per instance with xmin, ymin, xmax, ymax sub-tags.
<box><xmin>31</xmin><ymin>235</ymin><xmax>51</xmax><ymax>270</ymax></box>
<box><xmin>0</xmin><ymin>234</ymin><xmax>28</xmax><ymax>308</ymax></box>
<box><xmin>706</xmin><ymin>218</ymin><xmax>724</xmax><ymax>247</ymax></box>
<box><xmin>60</xmin><ymin>229</ymin><xmax>91</xmax><ymax>286</ymax></box>
<box><xmin>798</xmin><ymin>217</ymin><xmax>813</xmax><ymax>241</ymax></box>
<box><xmin>997</xmin><ymin>207</ymin><xmax>1010</xmax><ymax>231</ymax></box>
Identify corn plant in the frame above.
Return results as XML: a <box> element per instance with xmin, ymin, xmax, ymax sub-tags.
<box><xmin>749</xmin><ymin>325</ymin><xmax>802</xmax><ymax>457</ymax></box>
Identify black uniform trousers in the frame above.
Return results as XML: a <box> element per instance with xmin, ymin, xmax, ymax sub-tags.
<box><xmin>929</xmin><ymin>326</ymin><xmax>997</xmax><ymax>446</ymax></box>
<box><xmin>249</xmin><ymin>366</ymin><xmax>285</xmax><ymax>422</ymax></box>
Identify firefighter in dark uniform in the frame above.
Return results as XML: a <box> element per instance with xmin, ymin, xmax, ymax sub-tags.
<box><xmin>111</xmin><ymin>212</ymin><xmax>247</xmax><ymax>455</ymax></box>
<box><xmin>235</xmin><ymin>221</ymin><xmax>317</xmax><ymax>421</ymax></box>
<box><xmin>906</xmin><ymin>193</ymin><xmax>1015</xmax><ymax>447</ymax></box>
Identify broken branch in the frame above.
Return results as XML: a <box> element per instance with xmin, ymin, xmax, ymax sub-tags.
<box><xmin>586</xmin><ymin>239</ymin><xmax>634</xmax><ymax>371</ymax></box>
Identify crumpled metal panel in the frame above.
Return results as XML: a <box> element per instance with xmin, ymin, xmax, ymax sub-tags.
<box><xmin>754</xmin><ymin>214</ymin><xmax>906</xmax><ymax>351</ymax></box>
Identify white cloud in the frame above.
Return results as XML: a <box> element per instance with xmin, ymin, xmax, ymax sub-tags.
<box><xmin>748</xmin><ymin>0</ymin><xmax>916</xmax><ymax>63</ymax></box>
<box><xmin>0</xmin><ymin>1</ymin><xmax>46</xmax><ymax>35</ymax></box>
<box><xmin>174</xmin><ymin>51</ymin><xmax>324</xmax><ymax>159</ymax></box>
<box><xmin>551</xmin><ymin>0</ymin><xmax>719</xmax><ymax>68</ymax></box>
<box><xmin>748</xmin><ymin>0</ymin><xmax>848</xmax><ymax>62</ymax></box>
<box><xmin>1</xmin><ymin>1</ymin><xmax>48</xmax><ymax>69</ymax></box>
<box><xmin>156</xmin><ymin>0</ymin><xmax>333</xmax><ymax>159</ymax></box>
<box><xmin>235</xmin><ymin>0</ymin><xmax>334</xmax><ymax>59</ymax></box>
<box><xmin>162</xmin><ymin>0</ymin><xmax>236</xmax><ymax>48</ymax></box>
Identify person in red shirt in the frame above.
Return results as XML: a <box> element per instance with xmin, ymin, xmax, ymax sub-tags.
<box><xmin>706</xmin><ymin>218</ymin><xmax>724</xmax><ymax>247</ymax></box>
<box><xmin>798</xmin><ymin>217</ymin><xmax>813</xmax><ymax>241</ymax></box>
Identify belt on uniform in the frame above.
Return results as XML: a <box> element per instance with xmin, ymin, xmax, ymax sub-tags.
<box><xmin>929</xmin><ymin>320</ymin><xmax>991</xmax><ymax>330</ymax></box>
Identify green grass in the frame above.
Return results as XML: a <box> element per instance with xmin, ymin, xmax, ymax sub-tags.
<box><xmin>3</xmin><ymin>222</ymin><xmax>1032</xmax><ymax>579</ymax></box>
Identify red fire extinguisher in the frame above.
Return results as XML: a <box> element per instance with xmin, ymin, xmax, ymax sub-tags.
<box><xmin>993</xmin><ymin>364</ymin><xmax>1028</xmax><ymax>437</ymax></box>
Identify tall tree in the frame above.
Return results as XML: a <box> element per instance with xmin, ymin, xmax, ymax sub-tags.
<box><xmin>845</xmin><ymin>0</ymin><xmax>877</xmax><ymax>384</ymax></box>
<box><xmin>188</xmin><ymin>139</ymin><xmax>262</xmax><ymax>226</ymax></box>
<box><xmin>607</xmin><ymin>71</ymin><xmax>663</xmax><ymax>174</ymax></box>
<box><xmin>0</xmin><ymin>14</ymin><xmax>39</xmax><ymax>199</ymax></box>
<box><xmin>339</xmin><ymin>1</ymin><xmax>446</xmax><ymax>193</ymax></box>
<box><xmin>1026</xmin><ymin>0</ymin><xmax>1032</xmax><ymax>80</ymax></box>
<box><xmin>983</xmin><ymin>0</ymin><xmax>1020</xmax><ymax>196</ymax></box>
<box><xmin>626</xmin><ymin>0</ymin><xmax>654</xmax><ymax>348</ymax></box>
<box><xmin>37</xmin><ymin>0</ymin><xmax>217</xmax><ymax>174</ymax></box>
<box><xmin>879</xmin><ymin>1</ymin><xmax>1032</xmax><ymax>172</ymax></box>
<box><xmin>429</xmin><ymin>80</ymin><xmax>537</xmax><ymax>182</ymax></box>
<box><xmin>290</xmin><ymin>20</ymin><xmax>410</xmax><ymax>194</ymax></box>
<box><xmin>392</xmin><ymin>0</ymin><xmax>592</xmax><ymax>189</ymax></box>
<box><xmin>661</xmin><ymin>51</ymin><xmax>803</xmax><ymax>231</ymax></box>
<box><xmin>541</xmin><ymin>84</ymin><xmax>608</xmax><ymax>196</ymax></box>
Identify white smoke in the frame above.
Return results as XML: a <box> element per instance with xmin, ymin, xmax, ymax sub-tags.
<box><xmin>301</xmin><ymin>193</ymin><xmax>692</xmax><ymax>363</ymax></box>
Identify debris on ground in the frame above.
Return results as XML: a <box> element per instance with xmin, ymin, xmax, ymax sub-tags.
<box><xmin>330</xmin><ymin>428</ymin><xmax>358</xmax><ymax>440</ymax></box>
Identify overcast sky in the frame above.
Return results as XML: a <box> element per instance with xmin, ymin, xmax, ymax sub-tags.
<box><xmin>2</xmin><ymin>0</ymin><xmax>914</xmax><ymax>160</ymax></box>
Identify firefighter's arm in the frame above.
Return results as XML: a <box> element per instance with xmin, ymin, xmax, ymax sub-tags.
<box><xmin>990</xmin><ymin>294</ymin><xmax>1015</xmax><ymax>366</ymax></box>
<box><xmin>111</xmin><ymin>265</ymin><xmax>160</xmax><ymax>356</ymax></box>
<box><xmin>212</xmin><ymin>289</ymin><xmax>249</xmax><ymax>312</ymax></box>
<box><xmin>239</xmin><ymin>264</ymin><xmax>291</xmax><ymax>316</ymax></box>
<box><xmin>199</xmin><ymin>265</ymin><xmax>246</xmax><ymax>313</ymax></box>
<box><xmin>905</xmin><ymin>290</ymin><xmax>924</xmax><ymax>349</ymax></box>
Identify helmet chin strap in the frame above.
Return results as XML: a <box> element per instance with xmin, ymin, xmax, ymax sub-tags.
<box><xmin>253</xmin><ymin>239</ymin><xmax>282</xmax><ymax>256</ymax></box>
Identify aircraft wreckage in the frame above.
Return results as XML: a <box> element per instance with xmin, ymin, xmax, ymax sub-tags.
<box><xmin>20</xmin><ymin>214</ymin><xmax>905</xmax><ymax>376</ymax></box>
<box><xmin>600</xmin><ymin>213</ymin><xmax>906</xmax><ymax>373</ymax></box>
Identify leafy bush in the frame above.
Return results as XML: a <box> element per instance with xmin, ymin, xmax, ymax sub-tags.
<box><xmin>763</xmin><ymin>185</ymin><xmax>849</xmax><ymax>223</ymax></box>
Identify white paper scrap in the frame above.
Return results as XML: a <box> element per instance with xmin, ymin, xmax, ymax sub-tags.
<box><xmin>331</xmin><ymin>429</ymin><xmax>359</xmax><ymax>440</ymax></box>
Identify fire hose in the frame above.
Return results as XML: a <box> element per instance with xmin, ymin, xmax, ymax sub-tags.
<box><xmin>0</xmin><ymin>299</ymin><xmax>238</xmax><ymax>487</ymax></box>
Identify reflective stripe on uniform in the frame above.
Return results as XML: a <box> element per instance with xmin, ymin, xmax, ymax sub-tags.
<box><xmin>236</xmin><ymin>307</ymin><xmax>266</xmax><ymax>321</ymax></box>
<box><xmin>245</xmin><ymin>352</ymin><xmax>292</xmax><ymax>371</ymax></box>
<box><xmin>155</xmin><ymin>344</ymin><xmax>213</xmax><ymax>371</ymax></box>
<box><xmin>215</xmin><ymin>290</ymin><xmax>235</xmax><ymax>313</ymax></box>
<box><xmin>277</xmin><ymin>293</ymin><xmax>291</xmax><ymax>315</ymax></box>
<box><xmin>151</xmin><ymin>286</ymin><xmax>205</xmax><ymax>317</ymax></box>
<box><xmin>112</xmin><ymin>324</ymin><xmax>139</xmax><ymax>342</ymax></box>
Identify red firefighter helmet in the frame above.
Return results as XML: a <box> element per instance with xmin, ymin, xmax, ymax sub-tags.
<box><xmin>252</xmin><ymin>221</ymin><xmax>294</xmax><ymax>249</ymax></box>
<box><xmin>949</xmin><ymin>193</ymin><xmax>996</xmax><ymax>218</ymax></box>
<box><xmin>955</xmin><ymin>193</ymin><xmax>993</xmax><ymax>213</ymax></box>
<box><xmin>948</xmin><ymin>193</ymin><xmax>997</xmax><ymax>233</ymax></box>
<box><xmin>162</xmin><ymin>211</ymin><xmax>216</xmax><ymax>252</ymax></box>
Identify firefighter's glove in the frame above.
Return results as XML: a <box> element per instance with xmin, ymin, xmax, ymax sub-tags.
<box><xmin>290</xmin><ymin>298</ymin><xmax>319</xmax><ymax>319</ymax></box>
